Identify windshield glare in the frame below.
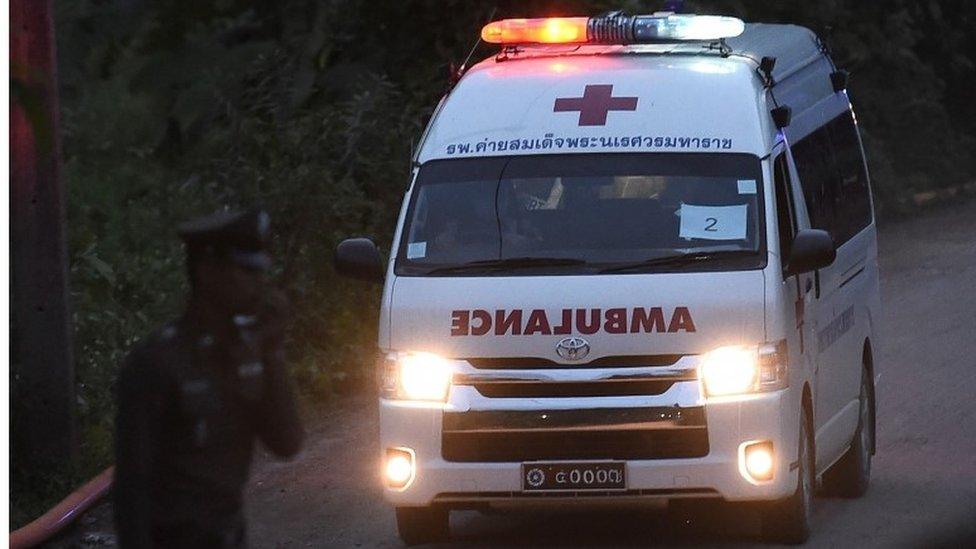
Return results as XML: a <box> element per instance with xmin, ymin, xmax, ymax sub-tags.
<box><xmin>396</xmin><ymin>154</ymin><xmax>765</xmax><ymax>275</ymax></box>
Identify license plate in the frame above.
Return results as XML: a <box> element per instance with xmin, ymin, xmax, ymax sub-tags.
<box><xmin>522</xmin><ymin>462</ymin><xmax>626</xmax><ymax>492</ymax></box>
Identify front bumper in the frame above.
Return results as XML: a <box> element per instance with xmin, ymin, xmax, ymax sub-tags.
<box><xmin>379</xmin><ymin>381</ymin><xmax>800</xmax><ymax>507</ymax></box>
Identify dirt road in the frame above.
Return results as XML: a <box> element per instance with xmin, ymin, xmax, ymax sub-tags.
<box><xmin>51</xmin><ymin>202</ymin><xmax>976</xmax><ymax>548</ymax></box>
<box><xmin>242</xmin><ymin>201</ymin><xmax>976</xmax><ymax>548</ymax></box>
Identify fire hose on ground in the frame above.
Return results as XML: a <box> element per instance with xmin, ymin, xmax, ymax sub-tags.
<box><xmin>9</xmin><ymin>467</ymin><xmax>114</xmax><ymax>549</ymax></box>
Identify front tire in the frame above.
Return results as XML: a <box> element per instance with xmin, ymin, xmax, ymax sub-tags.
<box><xmin>395</xmin><ymin>506</ymin><xmax>449</xmax><ymax>546</ymax></box>
<box><xmin>822</xmin><ymin>366</ymin><xmax>873</xmax><ymax>497</ymax></box>
<box><xmin>760</xmin><ymin>406</ymin><xmax>813</xmax><ymax>544</ymax></box>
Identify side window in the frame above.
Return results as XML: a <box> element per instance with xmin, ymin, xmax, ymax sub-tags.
<box><xmin>773</xmin><ymin>153</ymin><xmax>796</xmax><ymax>270</ymax></box>
<box><xmin>792</xmin><ymin>125</ymin><xmax>833</xmax><ymax>236</ymax></box>
<box><xmin>826</xmin><ymin>112</ymin><xmax>872</xmax><ymax>241</ymax></box>
<box><xmin>792</xmin><ymin>111</ymin><xmax>872</xmax><ymax>246</ymax></box>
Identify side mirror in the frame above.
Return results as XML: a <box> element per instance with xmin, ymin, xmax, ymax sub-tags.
<box><xmin>786</xmin><ymin>229</ymin><xmax>836</xmax><ymax>276</ymax></box>
<box><xmin>335</xmin><ymin>237</ymin><xmax>385</xmax><ymax>283</ymax></box>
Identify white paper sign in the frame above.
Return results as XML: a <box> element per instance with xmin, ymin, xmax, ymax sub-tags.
<box><xmin>679</xmin><ymin>204</ymin><xmax>748</xmax><ymax>240</ymax></box>
<box><xmin>737</xmin><ymin>179</ymin><xmax>757</xmax><ymax>194</ymax></box>
<box><xmin>407</xmin><ymin>241</ymin><xmax>427</xmax><ymax>259</ymax></box>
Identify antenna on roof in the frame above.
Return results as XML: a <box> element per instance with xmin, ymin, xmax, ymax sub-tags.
<box><xmin>450</xmin><ymin>7</ymin><xmax>498</xmax><ymax>89</ymax></box>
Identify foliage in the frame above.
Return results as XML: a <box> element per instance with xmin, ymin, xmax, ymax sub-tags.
<box><xmin>10</xmin><ymin>0</ymin><xmax>975</xmax><ymax>527</ymax></box>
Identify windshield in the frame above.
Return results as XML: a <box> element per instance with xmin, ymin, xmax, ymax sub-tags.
<box><xmin>395</xmin><ymin>153</ymin><xmax>765</xmax><ymax>276</ymax></box>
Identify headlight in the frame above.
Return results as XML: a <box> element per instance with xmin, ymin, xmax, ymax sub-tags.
<box><xmin>700</xmin><ymin>341</ymin><xmax>787</xmax><ymax>397</ymax></box>
<box><xmin>379</xmin><ymin>351</ymin><xmax>452</xmax><ymax>402</ymax></box>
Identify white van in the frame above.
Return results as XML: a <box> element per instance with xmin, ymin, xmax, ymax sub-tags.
<box><xmin>336</xmin><ymin>12</ymin><xmax>881</xmax><ymax>545</ymax></box>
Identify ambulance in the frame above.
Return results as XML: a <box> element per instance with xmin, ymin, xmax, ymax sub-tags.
<box><xmin>336</xmin><ymin>11</ymin><xmax>881</xmax><ymax>545</ymax></box>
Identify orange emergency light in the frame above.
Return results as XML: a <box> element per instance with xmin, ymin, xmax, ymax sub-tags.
<box><xmin>481</xmin><ymin>17</ymin><xmax>589</xmax><ymax>45</ymax></box>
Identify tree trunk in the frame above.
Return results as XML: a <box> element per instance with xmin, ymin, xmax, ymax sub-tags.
<box><xmin>10</xmin><ymin>0</ymin><xmax>76</xmax><ymax>466</ymax></box>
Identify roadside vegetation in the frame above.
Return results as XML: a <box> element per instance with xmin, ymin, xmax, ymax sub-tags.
<box><xmin>11</xmin><ymin>0</ymin><xmax>976</xmax><ymax>527</ymax></box>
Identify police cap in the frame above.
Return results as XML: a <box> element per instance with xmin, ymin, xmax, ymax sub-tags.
<box><xmin>178</xmin><ymin>208</ymin><xmax>272</xmax><ymax>270</ymax></box>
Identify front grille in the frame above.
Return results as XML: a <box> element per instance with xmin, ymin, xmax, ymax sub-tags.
<box><xmin>465</xmin><ymin>378</ymin><xmax>681</xmax><ymax>398</ymax></box>
<box><xmin>455</xmin><ymin>370</ymin><xmax>696</xmax><ymax>399</ymax></box>
<box><xmin>442</xmin><ymin>407</ymin><xmax>708</xmax><ymax>462</ymax></box>
<box><xmin>464</xmin><ymin>355</ymin><xmax>683</xmax><ymax>369</ymax></box>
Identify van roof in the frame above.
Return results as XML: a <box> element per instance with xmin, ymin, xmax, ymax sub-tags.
<box><xmin>416</xmin><ymin>23</ymin><xmax>833</xmax><ymax>164</ymax></box>
<box><xmin>725</xmin><ymin>23</ymin><xmax>823</xmax><ymax>82</ymax></box>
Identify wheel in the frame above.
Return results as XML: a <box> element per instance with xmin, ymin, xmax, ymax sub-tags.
<box><xmin>822</xmin><ymin>366</ymin><xmax>873</xmax><ymax>497</ymax></box>
<box><xmin>760</xmin><ymin>406</ymin><xmax>813</xmax><ymax>545</ymax></box>
<box><xmin>395</xmin><ymin>506</ymin><xmax>449</xmax><ymax>546</ymax></box>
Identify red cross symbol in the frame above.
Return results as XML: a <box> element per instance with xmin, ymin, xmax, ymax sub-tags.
<box><xmin>553</xmin><ymin>84</ymin><xmax>639</xmax><ymax>126</ymax></box>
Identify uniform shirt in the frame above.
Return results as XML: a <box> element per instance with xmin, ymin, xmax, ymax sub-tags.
<box><xmin>114</xmin><ymin>315</ymin><xmax>303</xmax><ymax>548</ymax></box>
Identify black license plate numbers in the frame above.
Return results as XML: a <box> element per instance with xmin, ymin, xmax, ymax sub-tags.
<box><xmin>522</xmin><ymin>462</ymin><xmax>626</xmax><ymax>492</ymax></box>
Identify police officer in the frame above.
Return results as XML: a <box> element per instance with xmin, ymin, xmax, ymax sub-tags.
<box><xmin>114</xmin><ymin>209</ymin><xmax>304</xmax><ymax>548</ymax></box>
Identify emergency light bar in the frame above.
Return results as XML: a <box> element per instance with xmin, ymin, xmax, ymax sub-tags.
<box><xmin>481</xmin><ymin>13</ymin><xmax>745</xmax><ymax>46</ymax></box>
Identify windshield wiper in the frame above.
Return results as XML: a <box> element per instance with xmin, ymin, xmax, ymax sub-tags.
<box><xmin>598</xmin><ymin>250</ymin><xmax>758</xmax><ymax>274</ymax></box>
<box><xmin>424</xmin><ymin>256</ymin><xmax>587</xmax><ymax>275</ymax></box>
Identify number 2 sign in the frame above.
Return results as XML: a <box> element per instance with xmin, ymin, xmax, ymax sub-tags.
<box><xmin>678</xmin><ymin>203</ymin><xmax>748</xmax><ymax>240</ymax></box>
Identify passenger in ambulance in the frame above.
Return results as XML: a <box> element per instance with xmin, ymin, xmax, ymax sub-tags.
<box><xmin>498</xmin><ymin>184</ymin><xmax>546</xmax><ymax>255</ymax></box>
<box><xmin>425</xmin><ymin>191</ymin><xmax>496</xmax><ymax>262</ymax></box>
